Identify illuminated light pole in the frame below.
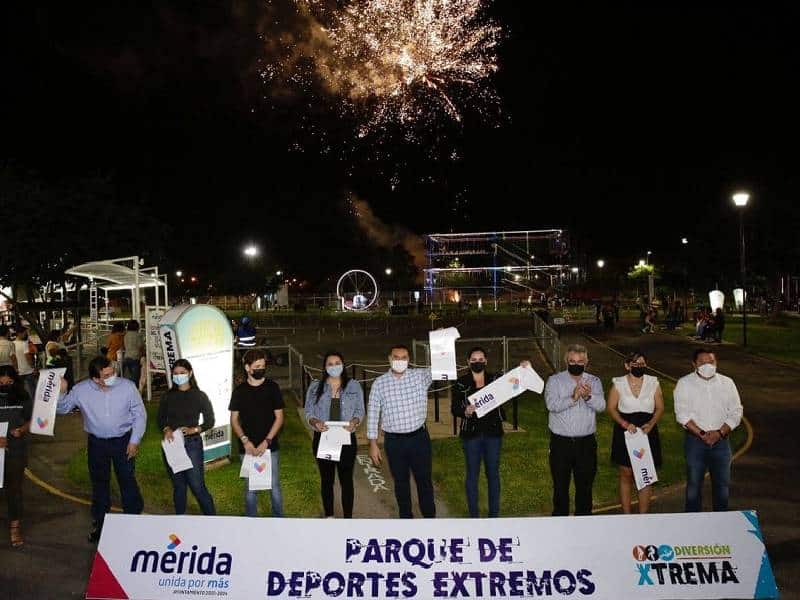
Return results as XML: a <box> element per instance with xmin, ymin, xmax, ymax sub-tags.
<box><xmin>733</xmin><ymin>192</ymin><xmax>750</xmax><ymax>346</ymax></box>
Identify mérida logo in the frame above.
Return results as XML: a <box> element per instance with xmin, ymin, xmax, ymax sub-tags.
<box><xmin>130</xmin><ymin>534</ymin><xmax>232</xmax><ymax>575</ymax></box>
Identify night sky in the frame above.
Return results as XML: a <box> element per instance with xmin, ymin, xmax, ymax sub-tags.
<box><xmin>4</xmin><ymin>3</ymin><xmax>799</xmax><ymax>290</ymax></box>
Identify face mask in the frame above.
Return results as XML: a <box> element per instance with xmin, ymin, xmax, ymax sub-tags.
<box><xmin>103</xmin><ymin>375</ymin><xmax>118</xmax><ymax>387</ymax></box>
<box><xmin>469</xmin><ymin>362</ymin><xmax>486</xmax><ymax>373</ymax></box>
<box><xmin>391</xmin><ymin>360</ymin><xmax>408</xmax><ymax>373</ymax></box>
<box><xmin>697</xmin><ymin>363</ymin><xmax>716</xmax><ymax>378</ymax></box>
<box><xmin>567</xmin><ymin>364</ymin><xmax>585</xmax><ymax>376</ymax></box>
<box><xmin>326</xmin><ymin>364</ymin><xmax>344</xmax><ymax>377</ymax></box>
<box><xmin>250</xmin><ymin>368</ymin><xmax>266</xmax><ymax>380</ymax></box>
<box><xmin>630</xmin><ymin>366</ymin><xmax>646</xmax><ymax>378</ymax></box>
<box><xmin>173</xmin><ymin>374</ymin><xmax>190</xmax><ymax>386</ymax></box>
<box><xmin>0</xmin><ymin>384</ymin><xmax>11</xmax><ymax>395</ymax></box>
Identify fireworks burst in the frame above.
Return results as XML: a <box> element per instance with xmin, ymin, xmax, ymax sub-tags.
<box><xmin>276</xmin><ymin>0</ymin><xmax>502</xmax><ymax>134</ymax></box>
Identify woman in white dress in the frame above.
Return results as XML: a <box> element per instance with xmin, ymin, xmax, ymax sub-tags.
<box><xmin>607</xmin><ymin>351</ymin><xmax>664</xmax><ymax>513</ymax></box>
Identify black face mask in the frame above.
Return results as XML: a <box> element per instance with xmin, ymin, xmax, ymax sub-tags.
<box><xmin>0</xmin><ymin>384</ymin><xmax>11</xmax><ymax>394</ymax></box>
<box><xmin>567</xmin><ymin>364</ymin><xmax>585</xmax><ymax>376</ymax></box>
<box><xmin>630</xmin><ymin>366</ymin><xmax>646</xmax><ymax>378</ymax></box>
<box><xmin>250</xmin><ymin>368</ymin><xmax>266</xmax><ymax>380</ymax></box>
<box><xmin>469</xmin><ymin>362</ymin><xmax>486</xmax><ymax>373</ymax></box>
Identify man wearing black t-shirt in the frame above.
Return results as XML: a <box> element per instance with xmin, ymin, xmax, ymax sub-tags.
<box><xmin>229</xmin><ymin>349</ymin><xmax>285</xmax><ymax>517</ymax></box>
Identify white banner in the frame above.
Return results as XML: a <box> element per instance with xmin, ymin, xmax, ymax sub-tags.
<box><xmin>145</xmin><ymin>306</ymin><xmax>167</xmax><ymax>372</ymax></box>
<box><xmin>625</xmin><ymin>429</ymin><xmax>659</xmax><ymax>490</ymax></box>
<box><xmin>86</xmin><ymin>511</ymin><xmax>778</xmax><ymax>599</ymax></box>
<box><xmin>0</xmin><ymin>422</ymin><xmax>7</xmax><ymax>488</ymax></box>
<box><xmin>429</xmin><ymin>327</ymin><xmax>460</xmax><ymax>380</ymax></box>
<box><xmin>30</xmin><ymin>368</ymin><xmax>65</xmax><ymax>436</ymax></box>
<box><xmin>468</xmin><ymin>365</ymin><xmax>545</xmax><ymax>418</ymax></box>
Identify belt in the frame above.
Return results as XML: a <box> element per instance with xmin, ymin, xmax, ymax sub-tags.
<box><xmin>384</xmin><ymin>426</ymin><xmax>426</xmax><ymax>438</ymax></box>
<box><xmin>550</xmin><ymin>432</ymin><xmax>595</xmax><ymax>441</ymax></box>
<box><xmin>89</xmin><ymin>430</ymin><xmax>132</xmax><ymax>441</ymax></box>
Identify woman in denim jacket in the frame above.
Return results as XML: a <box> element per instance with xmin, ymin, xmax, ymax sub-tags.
<box><xmin>304</xmin><ymin>352</ymin><xmax>365</xmax><ymax>518</ymax></box>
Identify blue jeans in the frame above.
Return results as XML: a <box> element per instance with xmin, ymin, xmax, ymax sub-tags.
<box><xmin>243</xmin><ymin>450</ymin><xmax>283</xmax><ymax>517</ymax></box>
<box><xmin>87</xmin><ymin>431</ymin><xmax>144</xmax><ymax>528</ymax></box>
<box><xmin>684</xmin><ymin>434</ymin><xmax>732</xmax><ymax>512</ymax></box>
<box><xmin>462</xmin><ymin>434</ymin><xmax>502</xmax><ymax>518</ymax></box>
<box><xmin>163</xmin><ymin>435</ymin><xmax>216</xmax><ymax>515</ymax></box>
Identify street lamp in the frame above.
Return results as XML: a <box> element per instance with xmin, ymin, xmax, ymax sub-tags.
<box><xmin>732</xmin><ymin>191</ymin><xmax>750</xmax><ymax>346</ymax></box>
<box><xmin>646</xmin><ymin>250</ymin><xmax>652</xmax><ymax>265</ymax></box>
<box><xmin>276</xmin><ymin>270</ymin><xmax>282</xmax><ymax>276</ymax></box>
<box><xmin>385</xmin><ymin>268</ymin><xmax>393</xmax><ymax>276</ymax></box>
<box><xmin>596</xmin><ymin>259</ymin><xmax>605</xmax><ymax>268</ymax></box>
<box><xmin>638</xmin><ymin>259</ymin><xmax>646</xmax><ymax>267</ymax></box>
<box><xmin>244</xmin><ymin>245</ymin><xmax>258</xmax><ymax>257</ymax></box>
<box><xmin>571</xmin><ymin>267</ymin><xmax>579</xmax><ymax>273</ymax></box>
<box><xmin>176</xmin><ymin>270</ymin><xmax>183</xmax><ymax>277</ymax></box>
<box><xmin>681</xmin><ymin>238</ymin><xmax>688</xmax><ymax>245</ymax></box>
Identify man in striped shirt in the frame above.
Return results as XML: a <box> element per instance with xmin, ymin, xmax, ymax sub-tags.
<box><xmin>544</xmin><ymin>343</ymin><xmax>606</xmax><ymax>516</ymax></box>
<box><xmin>368</xmin><ymin>344</ymin><xmax>435</xmax><ymax>518</ymax></box>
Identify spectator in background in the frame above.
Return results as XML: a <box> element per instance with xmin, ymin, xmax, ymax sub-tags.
<box><xmin>123</xmin><ymin>320</ymin><xmax>144</xmax><ymax>385</ymax></box>
<box><xmin>236</xmin><ymin>316</ymin><xmax>257</xmax><ymax>348</ymax></box>
<box><xmin>714</xmin><ymin>308</ymin><xmax>726</xmax><ymax>343</ymax></box>
<box><xmin>106</xmin><ymin>322</ymin><xmax>126</xmax><ymax>368</ymax></box>
<box><xmin>0</xmin><ymin>325</ymin><xmax>18</xmax><ymax>369</ymax></box>
<box><xmin>13</xmin><ymin>328</ymin><xmax>37</xmax><ymax>399</ymax></box>
<box><xmin>60</xmin><ymin>321</ymin><xmax>78</xmax><ymax>345</ymax></box>
<box><xmin>47</xmin><ymin>345</ymin><xmax>75</xmax><ymax>390</ymax></box>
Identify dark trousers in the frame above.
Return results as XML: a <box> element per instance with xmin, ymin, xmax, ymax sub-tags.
<box><xmin>462</xmin><ymin>434</ymin><xmax>502</xmax><ymax>518</ymax></box>
<box><xmin>2</xmin><ymin>455</ymin><xmax>26</xmax><ymax>521</ymax></box>
<box><xmin>88</xmin><ymin>431</ymin><xmax>144</xmax><ymax>527</ymax></box>
<box><xmin>122</xmin><ymin>358</ymin><xmax>141</xmax><ymax>386</ymax></box>
<box><xmin>384</xmin><ymin>428</ymin><xmax>436</xmax><ymax>518</ymax></box>
<box><xmin>162</xmin><ymin>435</ymin><xmax>216</xmax><ymax>515</ymax></box>
<box><xmin>312</xmin><ymin>431</ymin><xmax>357</xmax><ymax>518</ymax></box>
<box><xmin>549</xmin><ymin>432</ymin><xmax>597</xmax><ymax>516</ymax></box>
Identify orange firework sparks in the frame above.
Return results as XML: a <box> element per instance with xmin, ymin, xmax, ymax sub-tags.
<box><xmin>286</xmin><ymin>0</ymin><xmax>501</xmax><ymax>133</ymax></box>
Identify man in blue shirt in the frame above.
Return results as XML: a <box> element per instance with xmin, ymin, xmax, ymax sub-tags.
<box><xmin>58</xmin><ymin>356</ymin><xmax>146</xmax><ymax>542</ymax></box>
<box><xmin>544</xmin><ymin>344</ymin><xmax>606</xmax><ymax>516</ymax></box>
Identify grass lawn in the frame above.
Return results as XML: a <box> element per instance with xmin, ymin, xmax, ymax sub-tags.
<box><xmin>722</xmin><ymin>315</ymin><xmax>800</xmax><ymax>365</ymax></box>
<box><xmin>432</xmin><ymin>380</ymin><xmax>747</xmax><ymax>516</ymax></box>
<box><xmin>66</xmin><ymin>399</ymin><xmax>321</xmax><ymax>517</ymax></box>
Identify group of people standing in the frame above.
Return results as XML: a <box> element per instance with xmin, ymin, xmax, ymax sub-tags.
<box><xmin>0</xmin><ymin>333</ymin><xmax>743</xmax><ymax>548</ymax></box>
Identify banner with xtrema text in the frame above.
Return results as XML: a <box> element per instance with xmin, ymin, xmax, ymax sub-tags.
<box><xmin>86</xmin><ymin>511</ymin><xmax>778</xmax><ymax>599</ymax></box>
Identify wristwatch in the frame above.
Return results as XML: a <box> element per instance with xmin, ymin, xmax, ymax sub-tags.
<box><xmin>240</xmin><ymin>435</ymin><xmax>249</xmax><ymax>443</ymax></box>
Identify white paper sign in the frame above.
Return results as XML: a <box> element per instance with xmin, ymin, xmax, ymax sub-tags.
<box><xmin>161</xmin><ymin>429</ymin><xmax>193</xmax><ymax>474</ymax></box>
<box><xmin>625</xmin><ymin>429</ymin><xmax>659</xmax><ymax>490</ymax></box>
<box><xmin>87</xmin><ymin>511</ymin><xmax>778</xmax><ymax>599</ymax></box>
<box><xmin>239</xmin><ymin>453</ymin><xmax>254</xmax><ymax>478</ymax></box>
<box><xmin>429</xmin><ymin>327</ymin><xmax>460</xmax><ymax>380</ymax></box>
<box><xmin>0</xmin><ymin>422</ymin><xmax>7</xmax><ymax>488</ymax></box>
<box><xmin>31</xmin><ymin>368</ymin><xmax>65</xmax><ymax>436</ymax></box>
<box><xmin>316</xmin><ymin>422</ymin><xmax>351</xmax><ymax>462</ymax></box>
<box><xmin>468</xmin><ymin>365</ymin><xmax>545</xmax><ymax>418</ymax></box>
<box><xmin>248</xmin><ymin>450</ymin><xmax>272</xmax><ymax>490</ymax></box>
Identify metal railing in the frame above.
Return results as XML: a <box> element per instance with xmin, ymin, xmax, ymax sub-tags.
<box><xmin>532</xmin><ymin>311</ymin><xmax>561</xmax><ymax>371</ymax></box>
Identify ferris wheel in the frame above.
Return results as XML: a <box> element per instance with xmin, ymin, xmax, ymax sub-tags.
<box><xmin>336</xmin><ymin>269</ymin><xmax>379</xmax><ymax>311</ymax></box>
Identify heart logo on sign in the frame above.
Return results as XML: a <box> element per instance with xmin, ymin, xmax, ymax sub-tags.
<box><xmin>37</xmin><ymin>417</ymin><xmax>48</xmax><ymax>429</ymax></box>
<box><xmin>633</xmin><ymin>448</ymin><xmax>646</xmax><ymax>460</ymax></box>
<box><xmin>254</xmin><ymin>462</ymin><xmax>266</xmax><ymax>473</ymax></box>
<box><xmin>508</xmin><ymin>377</ymin><xmax>520</xmax><ymax>392</ymax></box>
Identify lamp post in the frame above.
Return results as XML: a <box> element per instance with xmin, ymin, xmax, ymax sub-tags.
<box><xmin>733</xmin><ymin>192</ymin><xmax>750</xmax><ymax>346</ymax></box>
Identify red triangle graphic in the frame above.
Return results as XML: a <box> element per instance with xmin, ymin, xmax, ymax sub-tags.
<box><xmin>85</xmin><ymin>551</ymin><xmax>129</xmax><ymax>599</ymax></box>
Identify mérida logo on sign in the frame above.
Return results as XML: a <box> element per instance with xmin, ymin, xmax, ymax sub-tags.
<box><xmin>130</xmin><ymin>534</ymin><xmax>232</xmax><ymax>575</ymax></box>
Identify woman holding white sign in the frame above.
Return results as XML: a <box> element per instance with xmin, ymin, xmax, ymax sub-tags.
<box><xmin>451</xmin><ymin>347</ymin><xmax>504</xmax><ymax>518</ymax></box>
<box><xmin>0</xmin><ymin>365</ymin><xmax>33</xmax><ymax>547</ymax></box>
<box><xmin>158</xmin><ymin>359</ymin><xmax>217</xmax><ymax>516</ymax></box>
<box><xmin>607</xmin><ymin>351</ymin><xmax>663</xmax><ymax>514</ymax></box>
<box><xmin>305</xmin><ymin>352</ymin><xmax>364</xmax><ymax>518</ymax></box>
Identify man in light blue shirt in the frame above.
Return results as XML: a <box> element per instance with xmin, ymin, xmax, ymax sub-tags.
<box><xmin>544</xmin><ymin>343</ymin><xmax>605</xmax><ymax>516</ymax></box>
<box><xmin>58</xmin><ymin>355</ymin><xmax>146</xmax><ymax>542</ymax></box>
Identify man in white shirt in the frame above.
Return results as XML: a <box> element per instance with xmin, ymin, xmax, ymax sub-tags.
<box><xmin>13</xmin><ymin>327</ymin><xmax>37</xmax><ymax>399</ymax></box>
<box><xmin>674</xmin><ymin>348</ymin><xmax>743</xmax><ymax>512</ymax></box>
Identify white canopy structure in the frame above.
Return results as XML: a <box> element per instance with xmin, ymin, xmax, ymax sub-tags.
<box><xmin>65</xmin><ymin>256</ymin><xmax>168</xmax><ymax>322</ymax></box>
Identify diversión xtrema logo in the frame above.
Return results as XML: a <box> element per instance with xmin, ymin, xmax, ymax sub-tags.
<box><xmin>632</xmin><ymin>542</ymin><xmax>739</xmax><ymax>588</ymax></box>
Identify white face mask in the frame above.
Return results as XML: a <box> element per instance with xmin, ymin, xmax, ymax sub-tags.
<box><xmin>103</xmin><ymin>375</ymin><xmax>118</xmax><ymax>387</ymax></box>
<box><xmin>697</xmin><ymin>363</ymin><xmax>716</xmax><ymax>378</ymax></box>
<box><xmin>326</xmin><ymin>364</ymin><xmax>343</xmax><ymax>378</ymax></box>
<box><xmin>391</xmin><ymin>359</ymin><xmax>408</xmax><ymax>373</ymax></box>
